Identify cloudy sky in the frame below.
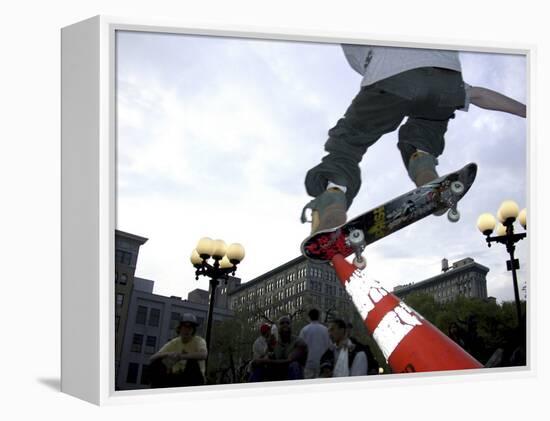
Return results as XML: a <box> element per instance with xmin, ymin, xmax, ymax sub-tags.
<box><xmin>115</xmin><ymin>30</ymin><xmax>528</xmax><ymax>304</ymax></box>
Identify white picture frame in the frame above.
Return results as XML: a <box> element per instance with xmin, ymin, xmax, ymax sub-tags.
<box><xmin>61</xmin><ymin>14</ymin><xmax>534</xmax><ymax>406</ymax></box>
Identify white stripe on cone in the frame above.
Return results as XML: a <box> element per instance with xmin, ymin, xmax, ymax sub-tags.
<box><xmin>344</xmin><ymin>265</ymin><xmax>423</xmax><ymax>360</ymax></box>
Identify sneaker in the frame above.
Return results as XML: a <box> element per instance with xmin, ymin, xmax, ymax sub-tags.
<box><xmin>301</xmin><ymin>188</ymin><xmax>347</xmax><ymax>235</ymax></box>
<box><xmin>407</xmin><ymin>151</ymin><xmax>445</xmax><ymax>216</ymax></box>
<box><xmin>408</xmin><ymin>151</ymin><xmax>439</xmax><ymax>187</ymax></box>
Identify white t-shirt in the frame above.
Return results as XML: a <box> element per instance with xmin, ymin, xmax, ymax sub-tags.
<box><xmin>342</xmin><ymin>44</ymin><xmax>462</xmax><ymax>87</ymax></box>
<box><xmin>252</xmin><ymin>336</ymin><xmax>268</xmax><ymax>360</ymax></box>
<box><xmin>332</xmin><ymin>340</ymin><xmax>368</xmax><ymax>377</ymax></box>
<box><xmin>299</xmin><ymin>321</ymin><xmax>331</xmax><ymax>370</ymax></box>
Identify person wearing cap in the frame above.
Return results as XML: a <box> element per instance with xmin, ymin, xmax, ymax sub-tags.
<box><xmin>254</xmin><ymin>323</ymin><xmax>274</xmax><ymax>360</ymax></box>
<box><xmin>248</xmin><ymin>323</ymin><xmax>275</xmax><ymax>381</ymax></box>
<box><xmin>250</xmin><ymin>315</ymin><xmax>308</xmax><ymax>382</ymax></box>
<box><xmin>149</xmin><ymin>313</ymin><xmax>207</xmax><ymax>387</ymax></box>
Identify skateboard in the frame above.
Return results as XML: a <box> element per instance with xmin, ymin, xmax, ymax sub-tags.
<box><xmin>301</xmin><ymin>163</ymin><xmax>477</xmax><ymax>267</ymax></box>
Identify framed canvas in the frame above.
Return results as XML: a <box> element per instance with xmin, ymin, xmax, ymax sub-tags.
<box><xmin>61</xmin><ymin>15</ymin><xmax>532</xmax><ymax>406</ymax></box>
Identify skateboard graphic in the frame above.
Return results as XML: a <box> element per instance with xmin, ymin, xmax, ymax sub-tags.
<box><xmin>301</xmin><ymin>163</ymin><xmax>477</xmax><ymax>267</ymax></box>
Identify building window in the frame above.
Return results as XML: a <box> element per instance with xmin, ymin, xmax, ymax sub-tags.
<box><xmin>136</xmin><ymin>306</ymin><xmax>148</xmax><ymax>325</ymax></box>
<box><xmin>116</xmin><ymin>250</ymin><xmax>133</xmax><ymax>265</ymax></box>
<box><xmin>116</xmin><ymin>293</ymin><xmax>124</xmax><ymax>307</ymax></box>
<box><xmin>126</xmin><ymin>363</ymin><xmax>139</xmax><ymax>384</ymax></box>
<box><xmin>170</xmin><ymin>312</ymin><xmax>181</xmax><ymax>329</ymax></box>
<box><xmin>119</xmin><ymin>273</ymin><xmax>128</xmax><ymax>285</ymax></box>
<box><xmin>145</xmin><ymin>336</ymin><xmax>157</xmax><ymax>354</ymax></box>
<box><xmin>131</xmin><ymin>334</ymin><xmax>144</xmax><ymax>353</ymax></box>
<box><xmin>140</xmin><ymin>364</ymin><xmax>150</xmax><ymax>385</ymax></box>
<box><xmin>149</xmin><ymin>308</ymin><xmax>160</xmax><ymax>327</ymax></box>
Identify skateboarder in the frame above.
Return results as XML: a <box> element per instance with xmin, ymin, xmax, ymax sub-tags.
<box><xmin>301</xmin><ymin>44</ymin><xmax>526</xmax><ymax>235</ymax></box>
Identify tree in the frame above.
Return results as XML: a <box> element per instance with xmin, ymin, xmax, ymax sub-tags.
<box><xmin>207</xmin><ymin>307</ymin><xmax>257</xmax><ymax>384</ymax></box>
<box><xmin>401</xmin><ymin>293</ymin><xmax>526</xmax><ymax>366</ymax></box>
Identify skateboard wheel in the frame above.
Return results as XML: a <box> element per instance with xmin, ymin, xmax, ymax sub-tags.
<box><xmin>353</xmin><ymin>256</ymin><xmax>367</xmax><ymax>270</ymax></box>
<box><xmin>348</xmin><ymin>229</ymin><xmax>366</xmax><ymax>247</ymax></box>
<box><xmin>450</xmin><ymin>181</ymin><xmax>465</xmax><ymax>195</ymax></box>
<box><xmin>447</xmin><ymin>208</ymin><xmax>460</xmax><ymax>223</ymax></box>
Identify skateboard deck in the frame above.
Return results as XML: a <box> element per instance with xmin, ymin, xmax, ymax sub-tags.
<box><xmin>301</xmin><ymin>163</ymin><xmax>477</xmax><ymax>264</ymax></box>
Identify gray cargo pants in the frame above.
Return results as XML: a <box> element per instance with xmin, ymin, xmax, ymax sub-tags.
<box><xmin>304</xmin><ymin>67</ymin><xmax>466</xmax><ymax>208</ymax></box>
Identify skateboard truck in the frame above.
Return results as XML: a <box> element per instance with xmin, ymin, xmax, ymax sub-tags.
<box><xmin>347</xmin><ymin>229</ymin><xmax>367</xmax><ymax>269</ymax></box>
<box><xmin>446</xmin><ymin>181</ymin><xmax>464</xmax><ymax>223</ymax></box>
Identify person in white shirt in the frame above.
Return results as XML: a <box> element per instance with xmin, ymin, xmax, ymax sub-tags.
<box><xmin>252</xmin><ymin>323</ymin><xmax>272</xmax><ymax>359</ymax></box>
<box><xmin>248</xmin><ymin>323</ymin><xmax>274</xmax><ymax>381</ymax></box>
<box><xmin>320</xmin><ymin>318</ymin><xmax>368</xmax><ymax>377</ymax></box>
<box><xmin>298</xmin><ymin>308</ymin><xmax>331</xmax><ymax>379</ymax></box>
<box><xmin>301</xmin><ymin>44</ymin><xmax>526</xmax><ymax>236</ymax></box>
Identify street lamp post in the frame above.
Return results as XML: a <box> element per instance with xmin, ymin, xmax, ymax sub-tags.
<box><xmin>476</xmin><ymin>201</ymin><xmax>527</xmax><ymax>327</ymax></box>
<box><xmin>190</xmin><ymin>237</ymin><xmax>245</xmax><ymax>369</ymax></box>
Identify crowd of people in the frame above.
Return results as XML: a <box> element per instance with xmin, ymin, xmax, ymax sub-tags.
<box><xmin>146</xmin><ymin>308</ymin><xmax>378</xmax><ymax>388</ymax></box>
<box><xmin>247</xmin><ymin>308</ymin><xmax>378</xmax><ymax>382</ymax></box>
<box><xmin>144</xmin><ymin>304</ymin><xmax>527</xmax><ymax>388</ymax></box>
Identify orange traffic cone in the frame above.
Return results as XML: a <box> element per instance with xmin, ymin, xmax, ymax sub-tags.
<box><xmin>331</xmin><ymin>254</ymin><xmax>483</xmax><ymax>373</ymax></box>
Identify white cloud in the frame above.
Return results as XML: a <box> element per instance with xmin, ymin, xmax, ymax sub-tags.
<box><xmin>117</xmin><ymin>33</ymin><xmax>528</xmax><ymax>303</ymax></box>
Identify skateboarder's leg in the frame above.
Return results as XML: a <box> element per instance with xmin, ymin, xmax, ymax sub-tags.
<box><xmin>303</xmin><ymin>86</ymin><xmax>407</xmax><ymax>233</ymax></box>
<box><xmin>397</xmin><ymin>117</ymin><xmax>449</xmax><ymax>187</ymax></box>
<box><xmin>398</xmin><ymin>119</ymin><xmax>452</xmax><ymax>216</ymax></box>
<box><xmin>397</xmin><ymin>67</ymin><xmax>466</xmax><ymax>187</ymax></box>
